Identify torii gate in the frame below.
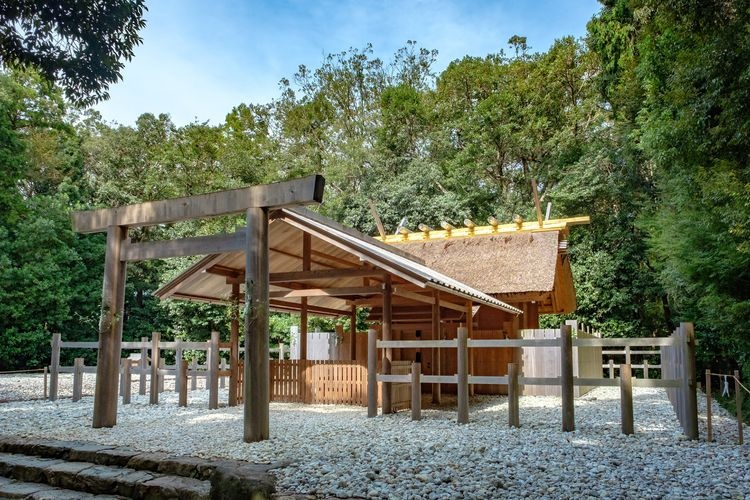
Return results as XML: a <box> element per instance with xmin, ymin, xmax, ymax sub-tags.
<box><xmin>72</xmin><ymin>175</ymin><xmax>325</xmax><ymax>442</ymax></box>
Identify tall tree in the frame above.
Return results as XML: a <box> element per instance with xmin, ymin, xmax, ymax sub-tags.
<box><xmin>0</xmin><ymin>0</ymin><xmax>146</xmax><ymax>105</ymax></box>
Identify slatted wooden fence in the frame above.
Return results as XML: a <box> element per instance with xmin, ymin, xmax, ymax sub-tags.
<box><xmin>266</xmin><ymin>360</ymin><xmax>368</xmax><ymax>405</ymax></box>
<box><xmin>661</xmin><ymin>323</ymin><xmax>698</xmax><ymax>439</ymax></box>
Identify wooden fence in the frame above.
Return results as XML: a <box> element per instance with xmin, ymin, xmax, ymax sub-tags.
<box><xmin>373</xmin><ymin>323</ymin><xmax>699</xmax><ymax>439</ymax></box>
<box><xmin>660</xmin><ymin>323</ymin><xmax>698</xmax><ymax>439</ymax></box>
<box><xmin>267</xmin><ymin>359</ymin><xmax>371</xmax><ymax>406</ymax></box>
<box><xmin>521</xmin><ymin>320</ymin><xmax>602</xmax><ymax>397</ymax></box>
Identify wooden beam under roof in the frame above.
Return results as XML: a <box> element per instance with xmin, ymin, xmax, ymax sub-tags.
<box><xmin>207</xmin><ymin>266</ymin><xmax>387</xmax><ymax>283</ymax></box>
<box><xmin>73</xmin><ymin>175</ymin><xmax>324</xmax><ymax>233</ymax></box>
<box><xmin>392</xmin><ymin>286</ymin><xmax>468</xmax><ymax>312</ymax></box>
<box><xmin>377</xmin><ymin>216</ymin><xmax>591</xmax><ymax>244</ymax></box>
<box><xmin>269</xmin><ymin>286</ymin><xmax>382</xmax><ymax>299</ymax></box>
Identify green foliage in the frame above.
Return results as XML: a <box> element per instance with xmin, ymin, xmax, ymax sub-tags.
<box><xmin>2</xmin><ymin>20</ymin><xmax>749</xmax><ymax>397</ymax></box>
<box><xmin>0</xmin><ymin>0</ymin><xmax>147</xmax><ymax>105</ymax></box>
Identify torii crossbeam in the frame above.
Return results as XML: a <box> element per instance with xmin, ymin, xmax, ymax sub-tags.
<box><xmin>72</xmin><ymin>175</ymin><xmax>325</xmax><ymax>442</ymax></box>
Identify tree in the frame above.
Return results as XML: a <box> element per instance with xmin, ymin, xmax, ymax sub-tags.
<box><xmin>0</xmin><ymin>0</ymin><xmax>146</xmax><ymax>105</ymax></box>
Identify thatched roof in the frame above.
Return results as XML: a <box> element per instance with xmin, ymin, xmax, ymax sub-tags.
<box><xmin>397</xmin><ymin>231</ymin><xmax>561</xmax><ymax>295</ymax></box>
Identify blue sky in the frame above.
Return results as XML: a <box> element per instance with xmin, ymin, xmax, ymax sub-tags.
<box><xmin>94</xmin><ymin>0</ymin><xmax>602</xmax><ymax>126</ymax></box>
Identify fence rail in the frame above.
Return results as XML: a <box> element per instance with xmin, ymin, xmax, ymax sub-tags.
<box><xmin>369</xmin><ymin>322</ymin><xmax>698</xmax><ymax>439</ymax></box>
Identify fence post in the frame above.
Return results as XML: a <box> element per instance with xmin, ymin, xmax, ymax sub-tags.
<box><xmin>508</xmin><ymin>362</ymin><xmax>520</xmax><ymax>428</ymax></box>
<box><xmin>560</xmin><ymin>323</ymin><xmax>575</xmax><ymax>432</ymax></box>
<box><xmin>625</xmin><ymin>346</ymin><xmax>631</xmax><ymax>365</ymax></box>
<box><xmin>367</xmin><ymin>329</ymin><xmax>377</xmax><ymax>418</ymax></box>
<box><xmin>49</xmin><ymin>333</ymin><xmax>60</xmax><ymax>401</ymax></box>
<box><xmin>150</xmin><ymin>332</ymin><xmax>160</xmax><ymax>405</ymax></box>
<box><xmin>175</xmin><ymin>340</ymin><xmax>183</xmax><ymax>394</ymax></box>
<box><xmin>279</xmin><ymin>343</ymin><xmax>285</xmax><ymax>360</ymax></box>
<box><xmin>643</xmin><ymin>360</ymin><xmax>650</xmax><ymax>379</ymax></box>
<box><xmin>72</xmin><ymin>358</ymin><xmax>84</xmax><ymax>402</ymax></box>
<box><xmin>43</xmin><ymin>366</ymin><xmax>48</xmax><ymax>400</ymax></box>
<box><xmin>411</xmin><ymin>361</ymin><xmax>421</xmax><ymax>421</ymax></box>
<box><xmin>705</xmin><ymin>369</ymin><xmax>713</xmax><ymax>442</ymax></box>
<box><xmin>191</xmin><ymin>359</ymin><xmax>197</xmax><ymax>390</ymax></box>
<box><xmin>122</xmin><ymin>358</ymin><xmax>131</xmax><ymax>405</ymax></box>
<box><xmin>735</xmin><ymin>369</ymin><xmax>744</xmax><ymax>445</ymax></box>
<box><xmin>158</xmin><ymin>357</ymin><xmax>165</xmax><ymax>393</ymax></box>
<box><xmin>609</xmin><ymin>359</ymin><xmax>614</xmax><ymax>379</ymax></box>
<box><xmin>139</xmin><ymin>336</ymin><xmax>148</xmax><ymax>395</ymax></box>
<box><xmin>179</xmin><ymin>361</ymin><xmax>188</xmax><ymax>407</ymax></box>
<box><xmin>208</xmin><ymin>331</ymin><xmax>219</xmax><ymax>410</ymax></box>
<box><xmin>220</xmin><ymin>358</ymin><xmax>227</xmax><ymax>389</ymax></box>
<box><xmin>119</xmin><ymin>357</ymin><xmax>126</xmax><ymax>397</ymax></box>
<box><xmin>681</xmin><ymin>323</ymin><xmax>698</xmax><ymax>440</ymax></box>
<box><xmin>457</xmin><ymin>326</ymin><xmax>469</xmax><ymax>424</ymax></box>
<box><xmin>381</xmin><ymin>357</ymin><xmax>391</xmax><ymax>415</ymax></box>
<box><xmin>620</xmin><ymin>363</ymin><xmax>634</xmax><ymax>435</ymax></box>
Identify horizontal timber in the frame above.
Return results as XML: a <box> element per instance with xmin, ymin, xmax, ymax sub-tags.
<box><xmin>73</xmin><ymin>175</ymin><xmax>324</xmax><ymax>233</ymax></box>
<box><xmin>269</xmin><ymin>286</ymin><xmax>382</xmax><ymax>299</ymax></box>
<box><xmin>120</xmin><ymin>232</ymin><xmax>244</xmax><ymax>261</ymax></box>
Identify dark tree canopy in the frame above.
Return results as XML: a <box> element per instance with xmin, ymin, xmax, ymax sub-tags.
<box><xmin>0</xmin><ymin>0</ymin><xmax>146</xmax><ymax>106</ymax></box>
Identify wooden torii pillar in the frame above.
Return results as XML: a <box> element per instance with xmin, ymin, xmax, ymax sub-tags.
<box><xmin>72</xmin><ymin>175</ymin><xmax>325</xmax><ymax>441</ymax></box>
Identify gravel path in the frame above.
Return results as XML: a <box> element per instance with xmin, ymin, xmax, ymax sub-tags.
<box><xmin>0</xmin><ymin>375</ymin><xmax>748</xmax><ymax>498</ymax></box>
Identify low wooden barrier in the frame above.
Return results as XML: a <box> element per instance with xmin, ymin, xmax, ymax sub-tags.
<box><xmin>47</xmin><ymin>332</ymin><xmax>288</xmax><ymax>408</ymax></box>
<box><xmin>266</xmin><ymin>360</ymin><xmax>367</xmax><ymax>406</ymax></box>
<box><xmin>372</xmin><ymin>322</ymin><xmax>698</xmax><ymax>438</ymax></box>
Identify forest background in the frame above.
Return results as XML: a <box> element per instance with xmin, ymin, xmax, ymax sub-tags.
<box><xmin>1</xmin><ymin>1</ymin><xmax>748</xmax><ymax>415</ymax></box>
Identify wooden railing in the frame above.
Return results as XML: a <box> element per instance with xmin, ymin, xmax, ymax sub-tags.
<box><xmin>371</xmin><ymin>323</ymin><xmax>698</xmax><ymax>439</ymax></box>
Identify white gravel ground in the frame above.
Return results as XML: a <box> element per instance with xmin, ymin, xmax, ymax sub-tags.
<box><xmin>0</xmin><ymin>375</ymin><xmax>748</xmax><ymax>498</ymax></box>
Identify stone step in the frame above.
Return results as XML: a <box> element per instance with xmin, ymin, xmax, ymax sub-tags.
<box><xmin>0</xmin><ymin>452</ymin><xmax>210</xmax><ymax>499</ymax></box>
<box><xmin>0</xmin><ymin>436</ymin><xmax>278</xmax><ymax>499</ymax></box>
<box><xmin>0</xmin><ymin>475</ymin><xmax>125</xmax><ymax>498</ymax></box>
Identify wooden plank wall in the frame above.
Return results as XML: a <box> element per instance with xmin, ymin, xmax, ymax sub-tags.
<box><xmin>268</xmin><ymin>360</ymin><xmax>367</xmax><ymax>406</ymax></box>
<box><xmin>521</xmin><ymin>329</ymin><xmax>561</xmax><ymax>396</ymax></box>
<box><xmin>574</xmin><ymin>329</ymin><xmax>603</xmax><ymax>396</ymax></box>
<box><xmin>472</xmin><ymin>329</ymin><xmax>513</xmax><ymax>395</ymax></box>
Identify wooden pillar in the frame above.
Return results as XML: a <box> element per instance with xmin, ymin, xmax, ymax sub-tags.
<box><xmin>229</xmin><ymin>281</ymin><xmax>240</xmax><ymax>407</ymax></box>
<box><xmin>72</xmin><ymin>358</ymin><xmax>84</xmax><ymax>402</ymax></box>
<box><xmin>179</xmin><ymin>362</ymin><xmax>188</xmax><ymax>407</ymax></box>
<box><xmin>158</xmin><ymin>357</ymin><xmax>165</xmax><ymax>393</ymax></box>
<box><xmin>527</xmin><ymin>301</ymin><xmax>539</xmax><ymax>329</ymax></box>
<box><xmin>643</xmin><ymin>359</ymin><xmax>649</xmax><ymax>379</ymax></box>
<box><xmin>457</xmin><ymin>326</ymin><xmax>469</xmax><ymax>424</ymax></box>
<box><xmin>190</xmin><ymin>359</ymin><xmax>197</xmax><ymax>390</ymax></box>
<box><xmin>175</xmin><ymin>340</ymin><xmax>183</xmax><ymax>394</ymax></box>
<box><xmin>620</xmin><ymin>363</ymin><xmax>634</xmax><ymax>435</ymax></box>
<box><xmin>49</xmin><ymin>333</ymin><xmax>60</xmax><ymax>401</ymax></box>
<box><xmin>149</xmin><ymin>332</ymin><xmax>160</xmax><ymax>405</ymax></box>
<box><xmin>705</xmin><ymin>369</ymin><xmax>713</xmax><ymax>442</ymax></box>
<box><xmin>300</xmin><ymin>233</ymin><xmax>310</xmax><ymax>360</ymax></box>
<box><xmin>139</xmin><ymin>336</ymin><xmax>148</xmax><ymax>395</ymax></box>
<box><xmin>367</xmin><ymin>329</ymin><xmax>377</xmax><ymax>418</ymax></box>
<box><xmin>92</xmin><ymin>225</ymin><xmax>128</xmax><ymax>428</ymax></box>
<box><xmin>220</xmin><ymin>358</ymin><xmax>227</xmax><ymax>389</ymax></box>
<box><xmin>122</xmin><ymin>358</ymin><xmax>131</xmax><ymax>405</ymax></box>
<box><xmin>681</xmin><ymin>322</ymin><xmax>698</xmax><ymax>440</ymax></box>
<box><xmin>431</xmin><ymin>290</ymin><xmax>441</xmax><ymax>404</ymax></box>
<box><xmin>411</xmin><ymin>362</ymin><xmax>421</xmax><ymax>421</ymax></box>
<box><xmin>508</xmin><ymin>362</ymin><xmax>520</xmax><ymax>428</ymax></box>
<box><xmin>349</xmin><ymin>305</ymin><xmax>357</xmax><ymax>361</ymax></box>
<box><xmin>382</xmin><ymin>275</ymin><xmax>393</xmax><ymax>414</ymax></box>
<box><xmin>244</xmin><ymin>207</ymin><xmax>270</xmax><ymax>442</ymax></box>
<box><xmin>43</xmin><ymin>366</ymin><xmax>48</xmax><ymax>400</ymax></box>
<box><xmin>609</xmin><ymin>359</ymin><xmax>615</xmax><ymax>379</ymax></box>
<box><xmin>466</xmin><ymin>302</ymin><xmax>474</xmax><ymax>397</ymax></box>
<box><xmin>560</xmin><ymin>323</ymin><xmax>575</xmax><ymax>432</ymax></box>
<box><xmin>209</xmin><ymin>330</ymin><xmax>220</xmax><ymax>410</ymax></box>
<box><xmin>735</xmin><ymin>369</ymin><xmax>744</xmax><ymax>445</ymax></box>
